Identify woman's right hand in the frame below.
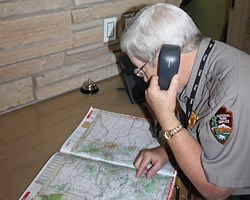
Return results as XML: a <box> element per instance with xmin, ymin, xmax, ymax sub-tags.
<box><xmin>133</xmin><ymin>146</ymin><xmax>169</xmax><ymax>179</ymax></box>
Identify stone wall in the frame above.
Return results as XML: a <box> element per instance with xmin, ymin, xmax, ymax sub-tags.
<box><xmin>0</xmin><ymin>0</ymin><xmax>181</xmax><ymax>114</ymax></box>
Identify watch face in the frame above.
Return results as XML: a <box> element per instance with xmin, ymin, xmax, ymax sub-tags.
<box><xmin>164</xmin><ymin>131</ymin><xmax>172</xmax><ymax>140</ymax></box>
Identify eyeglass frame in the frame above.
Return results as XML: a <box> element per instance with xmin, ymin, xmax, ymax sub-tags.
<box><xmin>133</xmin><ymin>63</ymin><xmax>147</xmax><ymax>78</ymax></box>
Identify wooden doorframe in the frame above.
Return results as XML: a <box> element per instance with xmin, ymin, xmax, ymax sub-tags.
<box><xmin>226</xmin><ymin>0</ymin><xmax>249</xmax><ymax>51</ymax></box>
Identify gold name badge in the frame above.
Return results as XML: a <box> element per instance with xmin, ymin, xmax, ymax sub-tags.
<box><xmin>188</xmin><ymin>111</ymin><xmax>199</xmax><ymax>129</ymax></box>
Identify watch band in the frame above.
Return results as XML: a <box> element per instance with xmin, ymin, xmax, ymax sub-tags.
<box><xmin>164</xmin><ymin>124</ymin><xmax>184</xmax><ymax>140</ymax></box>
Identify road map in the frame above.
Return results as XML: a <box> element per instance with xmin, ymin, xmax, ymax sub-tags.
<box><xmin>61</xmin><ymin>107</ymin><xmax>175</xmax><ymax>175</ymax></box>
<box><xmin>19</xmin><ymin>107</ymin><xmax>176</xmax><ymax>200</ymax></box>
<box><xmin>32</xmin><ymin>152</ymin><xmax>174</xmax><ymax>200</ymax></box>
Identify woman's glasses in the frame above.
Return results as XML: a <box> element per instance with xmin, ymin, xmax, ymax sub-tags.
<box><xmin>133</xmin><ymin>63</ymin><xmax>146</xmax><ymax>78</ymax></box>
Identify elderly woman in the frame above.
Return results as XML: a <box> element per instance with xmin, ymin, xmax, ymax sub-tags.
<box><xmin>121</xmin><ymin>3</ymin><xmax>250</xmax><ymax>200</ymax></box>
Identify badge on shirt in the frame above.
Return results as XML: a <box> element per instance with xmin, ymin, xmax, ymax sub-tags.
<box><xmin>210</xmin><ymin>106</ymin><xmax>233</xmax><ymax>145</ymax></box>
<box><xmin>188</xmin><ymin>111</ymin><xmax>199</xmax><ymax>129</ymax></box>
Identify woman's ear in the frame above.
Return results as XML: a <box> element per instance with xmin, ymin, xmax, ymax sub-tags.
<box><xmin>152</xmin><ymin>51</ymin><xmax>160</xmax><ymax>67</ymax></box>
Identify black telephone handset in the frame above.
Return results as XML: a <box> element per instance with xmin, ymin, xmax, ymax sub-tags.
<box><xmin>158</xmin><ymin>44</ymin><xmax>180</xmax><ymax>90</ymax></box>
<box><xmin>152</xmin><ymin>44</ymin><xmax>180</xmax><ymax>137</ymax></box>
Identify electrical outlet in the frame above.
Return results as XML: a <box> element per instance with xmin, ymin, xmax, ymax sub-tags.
<box><xmin>103</xmin><ymin>17</ymin><xmax>116</xmax><ymax>43</ymax></box>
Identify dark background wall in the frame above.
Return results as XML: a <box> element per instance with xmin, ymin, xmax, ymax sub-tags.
<box><xmin>181</xmin><ymin>0</ymin><xmax>230</xmax><ymax>42</ymax></box>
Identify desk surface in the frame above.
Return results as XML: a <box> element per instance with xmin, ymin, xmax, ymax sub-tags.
<box><xmin>0</xmin><ymin>76</ymin><xmax>148</xmax><ymax>200</ymax></box>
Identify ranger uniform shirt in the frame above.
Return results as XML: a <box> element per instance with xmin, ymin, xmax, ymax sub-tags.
<box><xmin>178</xmin><ymin>37</ymin><xmax>250</xmax><ymax>195</ymax></box>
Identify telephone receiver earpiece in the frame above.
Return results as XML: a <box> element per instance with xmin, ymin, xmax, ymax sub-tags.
<box><xmin>158</xmin><ymin>44</ymin><xmax>181</xmax><ymax>90</ymax></box>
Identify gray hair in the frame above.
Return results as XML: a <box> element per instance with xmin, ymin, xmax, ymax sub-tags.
<box><xmin>120</xmin><ymin>3</ymin><xmax>202</xmax><ymax>65</ymax></box>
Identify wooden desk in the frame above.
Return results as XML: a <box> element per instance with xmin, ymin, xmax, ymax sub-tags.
<box><xmin>0</xmin><ymin>75</ymin><xmax>148</xmax><ymax>200</ymax></box>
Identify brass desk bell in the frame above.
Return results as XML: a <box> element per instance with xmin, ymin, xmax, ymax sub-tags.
<box><xmin>80</xmin><ymin>79</ymin><xmax>99</xmax><ymax>94</ymax></box>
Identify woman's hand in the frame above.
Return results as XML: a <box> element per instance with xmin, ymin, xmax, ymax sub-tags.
<box><xmin>145</xmin><ymin>74</ymin><xmax>179</xmax><ymax>128</ymax></box>
<box><xmin>133</xmin><ymin>146</ymin><xmax>169</xmax><ymax>179</ymax></box>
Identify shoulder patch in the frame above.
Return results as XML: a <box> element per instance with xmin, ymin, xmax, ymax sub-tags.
<box><xmin>210</xmin><ymin>106</ymin><xmax>233</xmax><ymax>145</ymax></box>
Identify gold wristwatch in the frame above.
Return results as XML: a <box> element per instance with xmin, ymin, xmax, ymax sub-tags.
<box><xmin>164</xmin><ymin>124</ymin><xmax>184</xmax><ymax>140</ymax></box>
